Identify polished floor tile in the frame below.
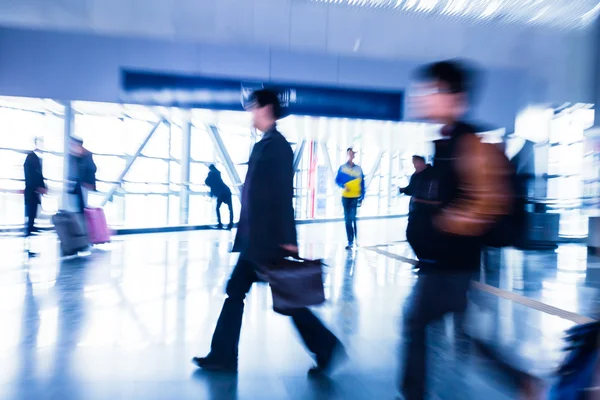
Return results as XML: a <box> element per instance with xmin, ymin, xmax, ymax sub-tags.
<box><xmin>0</xmin><ymin>218</ymin><xmax>594</xmax><ymax>399</ymax></box>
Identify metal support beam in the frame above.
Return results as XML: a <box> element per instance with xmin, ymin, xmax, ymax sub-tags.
<box><xmin>319</xmin><ymin>143</ymin><xmax>337</xmax><ymax>192</ymax></box>
<box><xmin>206</xmin><ymin>125</ymin><xmax>243</xmax><ymax>199</ymax></box>
<box><xmin>180</xmin><ymin>119</ymin><xmax>191</xmax><ymax>225</ymax></box>
<box><xmin>293</xmin><ymin>139</ymin><xmax>307</xmax><ymax>173</ymax></box>
<box><xmin>100</xmin><ymin>119</ymin><xmax>164</xmax><ymax>207</ymax></box>
<box><xmin>365</xmin><ymin>151</ymin><xmax>384</xmax><ymax>192</ymax></box>
<box><xmin>62</xmin><ymin>102</ymin><xmax>74</xmax><ymax>209</ymax></box>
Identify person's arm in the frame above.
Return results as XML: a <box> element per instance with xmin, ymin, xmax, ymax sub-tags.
<box><xmin>359</xmin><ymin>167</ymin><xmax>366</xmax><ymax>202</ymax></box>
<box><xmin>434</xmin><ymin>134</ymin><xmax>512</xmax><ymax>237</ymax></box>
<box><xmin>23</xmin><ymin>155</ymin><xmax>32</xmax><ymax>189</ymax></box>
<box><xmin>38</xmin><ymin>158</ymin><xmax>47</xmax><ymax>193</ymax></box>
<box><xmin>268</xmin><ymin>143</ymin><xmax>297</xmax><ymax>246</ymax></box>
<box><xmin>335</xmin><ymin>166</ymin><xmax>345</xmax><ymax>188</ymax></box>
<box><xmin>400</xmin><ymin>174</ymin><xmax>415</xmax><ymax>195</ymax></box>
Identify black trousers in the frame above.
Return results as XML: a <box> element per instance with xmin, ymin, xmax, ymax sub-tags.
<box><xmin>24</xmin><ymin>201</ymin><xmax>39</xmax><ymax>238</ymax></box>
<box><xmin>342</xmin><ymin>197</ymin><xmax>359</xmax><ymax>245</ymax></box>
<box><xmin>208</xmin><ymin>257</ymin><xmax>338</xmax><ymax>364</ymax></box>
<box><xmin>399</xmin><ymin>271</ymin><xmax>472</xmax><ymax>400</ymax></box>
<box><xmin>216</xmin><ymin>193</ymin><xmax>233</xmax><ymax>227</ymax></box>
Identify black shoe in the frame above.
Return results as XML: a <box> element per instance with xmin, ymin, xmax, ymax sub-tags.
<box><xmin>216</xmin><ymin>224</ymin><xmax>224</xmax><ymax>230</ymax></box>
<box><xmin>191</xmin><ymin>357</ymin><xmax>237</xmax><ymax>373</ymax></box>
<box><xmin>226</xmin><ymin>224</ymin><xmax>233</xmax><ymax>231</ymax></box>
<box><xmin>308</xmin><ymin>341</ymin><xmax>348</xmax><ymax>376</ymax></box>
<box><xmin>345</xmin><ymin>244</ymin><xmax>354</xmax><ymax>251</ymax></box>
<box><xmin>27</xmin><ymin>251</ymin><xmax>39</xmax><ymax>258</ymax></box>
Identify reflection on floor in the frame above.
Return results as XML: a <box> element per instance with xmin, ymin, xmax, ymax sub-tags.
<box><xmin>0</xmin><ymin>218</ymin><xmax>597</xmax><ymax>399</ymax></box>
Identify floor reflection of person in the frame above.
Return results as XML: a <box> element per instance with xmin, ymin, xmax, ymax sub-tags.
<box><xmin>48</xmin><ymin>257</ymin><xmax>89</xmax><ymax>399</ymax></box>
<box><xmin>192</xmin><ymin>89</ymin><xmax>346</xmax><ymax>375</ymax></box>
<box><xmin>338</xmin><ymin>251</ymin><xmax>358</xmax><ymax>339</ymax></box>
<box><xmin>399</xmin><ymin>60</ymin><xmax>512</xmax><ymax>400</ymax></box>
<box><xmin>23</xmin><ymin>137</ymin><xmax>47</xmax><ymax>257</ymax></box>
<box><xmin>12</xmin><ymin>272</ymin><xmax>41</xmax><ymax>400</ymax></box>
<box><xmin>205</xmin><ymin>164</ymin><xmax>234</xmax><ymax>230</ymax></box>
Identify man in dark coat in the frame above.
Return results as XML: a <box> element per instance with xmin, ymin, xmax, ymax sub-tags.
<box><xmin>192</xmin><ymin>89</ymin><xmax>346</xmax><ymax>375</ymax></box>
<box><xmin>68</xmin><ymin>137</ymin><xmax>97</xmax><ymax>213</ymax></box>
<box><xmin>23</xmin><ymin>137</ymin><xmax>47</xmax><ymax>256</ymax></box>
<box><xmin>205</xmin><ymin>164</ymin><xmax>234</xmax><ymax>230</ymax></box>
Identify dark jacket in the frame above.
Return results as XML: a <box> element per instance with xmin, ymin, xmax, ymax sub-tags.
<box><xmin>232</xmin><ymin>126</ymin><xmax>297</xmax><ymax>262</ymax></box>
<box><xmin>24</xmin><ymin>152</ymin><xmax>46</xmax><ymax>205</ymax></box>
<box><xmin>205</xmin><ymin>167</ymin><xmax>231</xmax><ymax>198</ymax></box>
<box><xmin>406</xmin><ymin>122</ymin><xmax>512</xmax><ymax>273</ymax></box>
<box><xmin>401</xmin><ymin>165</ymin><xmax>436</xmax><ymax>210</ymax></box>
<box><xmin>68</xmin><ymin>150</ymin><xmax>97</xmax><ymax>193</ymax></box>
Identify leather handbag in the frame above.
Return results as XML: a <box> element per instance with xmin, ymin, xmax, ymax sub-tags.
<box><xmin>262</xmin><ymin>256</ymin><xmax>326</xmax><ymax>315</ymax></box>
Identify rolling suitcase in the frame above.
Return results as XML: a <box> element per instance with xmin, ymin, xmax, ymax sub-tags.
<box><xmin>52</xmin><ymin>211</ymin><xmax>89</xmax><ymax>256</ymax></box>
<box><xmin>84</xmin><ymin>207</ymin><xmax>110</xmax><ymax>244</ymax></box>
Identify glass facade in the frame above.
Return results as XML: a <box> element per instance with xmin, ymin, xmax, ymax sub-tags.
<box><xmin>1</xmin><ymin>95</ymin><xmax>593</xmax><ymax>238</ymax></box>
<box><xmin>515</xmin><ymin>104</ymin><xmax>595</xmax><ymax>238</ymax></box>
<box><xmin>0</xmin><ymin>96</ymin><xmax>438</xmax><ymax>230</ymax></box>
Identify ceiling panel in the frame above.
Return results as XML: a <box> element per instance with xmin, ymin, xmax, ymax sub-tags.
<box><xmin>301</xmin><ymin>0</ymin><xmax>600</xmax><ymax>29</ymax></box>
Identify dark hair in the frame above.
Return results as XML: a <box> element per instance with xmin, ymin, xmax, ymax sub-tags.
<box><xmin>415</xmin><ymin>59</ymin><xmax>477</xmax><ymax>98</ymax></box>
<box><xmin>208</xmin><ymin>164</ymin><xmax>217</xmax><ymax>171</ymax></box>
<box><xmin>412</xmin><ymin>155</ymin><xmax>426</xmax><ymax>163</ymax></box>
<box><xmin>347</xmin><ymin>148</ymin><xmax>356</xmax><ymax>153</ymax></box>
<box><xmin>248</xmin><ymin>89</ymin><xmax>282</xmax><ymax>120</ymax></box>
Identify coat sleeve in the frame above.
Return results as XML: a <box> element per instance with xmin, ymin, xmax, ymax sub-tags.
<box><xmin>360</xmin><ymin>167</ymin><xmax>366</xmax><ymax>201</ymax></box>
<box><xmin>265</xmin><ymin>141</ymin><xmax>297</xmax><ymax>245</ymax></box>
<box><xmin>400</xmin><ymin>174</ymin><xmax>415</xmax><ymax>195</ymax></box>
<box><xmin>434</xmin><ymin>134</ymin><xmax>513</xmax><ymax>237</ymax></box>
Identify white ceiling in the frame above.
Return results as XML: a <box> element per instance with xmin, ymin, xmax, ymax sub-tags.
<box><xmin>0</xmin><ymin>0</ymin><xmax>594</xmax><ymax>68</ymax></box>
<box><xmin>303</xmin><ymin>0</ymin><xmax>600</xmax><ymax>29</ymax></box>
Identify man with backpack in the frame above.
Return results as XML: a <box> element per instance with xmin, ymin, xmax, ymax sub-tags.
<box><xmin>398</xmin><ymin>60</ymin><xmax>514</xmax><ymax>400</ymax></box>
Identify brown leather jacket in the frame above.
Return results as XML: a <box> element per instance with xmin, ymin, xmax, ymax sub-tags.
<box><xmin>406</xmin><ymin>122</ymin><xmax>513</xmax><ymax>272</ymax></box>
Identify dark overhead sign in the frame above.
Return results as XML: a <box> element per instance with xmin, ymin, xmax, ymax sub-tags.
<box><xmin>121</xmin><ymin>70</ymin><xmax>403</xmax><ymax>121</ymax></box>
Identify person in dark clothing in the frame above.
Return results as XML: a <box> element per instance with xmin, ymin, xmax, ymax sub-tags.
<box><xmin>398</xmin><ymin>61</ymin><xmax>512</xmax><ymax>400</ymax></box>
<box><xmin>23</xmin><ymin>137</ymin><xmax>47</xmax><ymax>257</ymax></box>
<box><xmin>399</xmin><ymin>156</ymin><xmax>431</xmax><ymax>196</ymax></box>
<box><xmin>399</xmin><ymin>155</ymin><xmax>434</xmax><ymax>212</ymax></box>
<box><xmin>192</xmin><ymin>89</ymin><xmax>346</xmax><ymax>375</ymax></box>
<box><xmin>205</xmin><ymin>164</ymin><xmax>234</xmax><ymax>230</ymax></box>
<box><xmin>68</xmin><ymin>137</ymin><xmax>96</xmax><ymax>213</ymax></box>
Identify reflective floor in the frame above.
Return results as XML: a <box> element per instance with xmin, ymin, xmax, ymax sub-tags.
<box><xmin>0</xmin><ymin>218</ymin><xmax>598</xmax><ymax>399</ymax></box>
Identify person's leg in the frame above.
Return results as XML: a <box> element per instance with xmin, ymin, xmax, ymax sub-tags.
<box><xmin>24</xmin><ymin>201</ymin><xmax>37</xmax><ymax>255</ymax></box>
<box><xmin>400</xmin><ymin>273</ymin><xmax>449</xmax><ymax>400</ymax></box>
<box><xmin>289</xmin><ymin>308</ymin><xmax>340</xmax><ymax>366</ymax></box>
<box><xmin>206</xmin><ymin>258</ymin><xmax>258</xmax><ymax>363</ymax></box>
<box><xmin>225</xmin><ymin>194</ymin><xmax>234</xmax><ymax>229</ymax></box>
<box><xmin>76</xmin><ymin>189</ymin><xmax>85</xmax><ymax>214</ymax></box>
<box><xmin>342</xmin><ymin>198</ymin><xmax>354</xmax><ymax>246</ymax></box>
<box><xmin>216</xmin><ymin>196</ymin><xmax>224</xmax><ymax>228</ymax></box>
<box><xmin>349</xmin><ymin>199</ymin><xmax>358</xmax><ymax>244</ymax></box>
<box><xmin>25</xmin><ymin>201</ymin><xmax>37</xmax><ymax>238</ymax></box>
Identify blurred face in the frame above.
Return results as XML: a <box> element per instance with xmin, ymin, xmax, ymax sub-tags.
<box><xmin>34</xmin><ymin>138</ymin><xmax>44</xmax><ymax>150</ymax></box>
<box><xmin>413</xmin><ymin>158</ymin><xmax>426</xmax><ymax>172</ymax></box>
<box><xmin>70</xmin><ymin>141</ymin><xmax>83</xmax><ymax>156</ymax></box>
<box><xmin>347</xmin><ymin>150</ymin><xmax>355</xmax><ymax>164</ymax></box>
<box><xmin>251</xmin><ymin>104</ymin><xmax>274</xmax><ymax>133</ymax></box>
<box><xmin>410</xmin><ymin>81</ymin><xmax>467</xmax><ymax>124</ymax></box>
